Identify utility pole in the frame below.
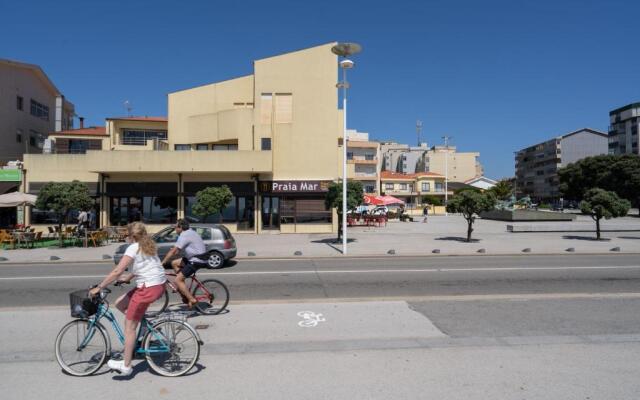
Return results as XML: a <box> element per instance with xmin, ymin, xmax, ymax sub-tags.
<box><xmin>442</xmin><ymin>135</ymin><xmax>452</xmax><ymax>214</ymax></box>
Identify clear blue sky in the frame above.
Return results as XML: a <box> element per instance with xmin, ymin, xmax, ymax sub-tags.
<box><xmin>2</xmin><ymin>0</ymin><xmax>638</xmax><ymax>179</ymax></box>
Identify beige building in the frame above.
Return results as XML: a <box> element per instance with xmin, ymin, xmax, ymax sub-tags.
<box><xmin>346</xmin><ymin>130</ymin><xmax>380</xmax><ymax>194</ymax></box>
<box><xmin>380</xmin><ymin>171</ymin><xmax>451</xmax><ymax>210</ymax></box>
<box><xmin>423</xmin><ymin>146</ymin><xmax>482</xmax><ymax>182</ymax></box>
<box><xmin>24</xmin><ymin>43</ymin><xmax>344</xmax><ymax>234</ymax></box>
<box><xmin>0</xmin><ymin>59</ymin><xmax>74</xmax><ymax>169</ymax></box>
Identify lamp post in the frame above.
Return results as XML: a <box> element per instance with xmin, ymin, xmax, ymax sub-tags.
<box><xmin>332</xmin><ymin>42</ymin><xmax>361</xmax><ymax>255</ymax></box>
<box><xmin>442</xmin><ymin>135</ymin><xmax>452</xmax><ymax>215</ymax></box>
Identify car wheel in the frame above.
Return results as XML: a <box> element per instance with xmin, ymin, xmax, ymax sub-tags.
<box><xmin>207</xmin><ymin>251</ymin><xmax>224</xmax><ymax>269</ymax></box>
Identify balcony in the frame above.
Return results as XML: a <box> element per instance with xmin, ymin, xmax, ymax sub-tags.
<box><xmin>347</xmin><ymin>156</ymin><xmax>377</xmax><ymax>165</ymax></box>
<box><xmin>347</xmin><ymin>141</ymin><xmax>378</xmax><ymax>149</ymax></box>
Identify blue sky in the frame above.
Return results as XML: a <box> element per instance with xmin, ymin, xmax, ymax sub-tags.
<box><xmin>1</xmin><ymin>0</ymin><xmax>638</xmax><ymax>179</ymax></box>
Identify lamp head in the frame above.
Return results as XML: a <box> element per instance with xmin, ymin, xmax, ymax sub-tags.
<box><xmin>339</xmin><ymin>59</ymin><xmax>355</xmax><ymax>69</ymax></box>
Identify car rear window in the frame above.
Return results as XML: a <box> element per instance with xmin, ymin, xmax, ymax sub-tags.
<box><xmin>217</xmin><ymin>225</ymin><xmax>232</xmax><ymax>239</ymax></box>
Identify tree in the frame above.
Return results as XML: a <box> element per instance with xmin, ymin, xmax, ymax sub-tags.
<box><xmin>192</xmin><ymin>186</ymin><xmax>233</xmax><ymax>223</ymax></box>
<box><xmin>421</xmin><ymin>195</ymin><xmax>443</xmax><ymax>206</ymax></box>
<box><xmin>559</xmin><ymin>154</ymin><xmax>640</xmax><ymax>213</ymax></box>
<box><xmin>488</xmin><ymin>179</ymin><xmax>514</xmax><ymax>200</ymax></box>
<box><xmin>35</xmin><ymin>181</ymin><xmax>93</xmax><ymax>247</ymax></box>
<box><xmin>579</xmin><ymin>188</ymin><xmax>630</xmax><ymax>240</ymax></box>
<box><xmin>445</xmin><ymin>190</ymin><xmax>496</xmax><ymax>242</ymax></box>
<box><xmin>325</xmin><ymin>181</ymin><xmax>364</xmax><ymax>241</ymax></box>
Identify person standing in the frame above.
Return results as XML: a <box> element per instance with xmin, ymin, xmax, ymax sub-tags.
<box><xmin>422</xmin><ymin>205</ymin><xmax>429</xmax><ymax>223</ymax></box>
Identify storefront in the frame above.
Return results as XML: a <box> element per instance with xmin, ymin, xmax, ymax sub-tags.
<box><xmin>183</xmin><ymin>181</ymin><xmax>256</xmax><ymax>232</ymax></box>
<box><xmin>0</xmin><ymin>169</ymin><xmax>22</xmax><ymax>228</ymax></box>
<box><xmin>258</xmin><ymin>180</ymin><xmax>334</xmax><ymax>233</ymax></box>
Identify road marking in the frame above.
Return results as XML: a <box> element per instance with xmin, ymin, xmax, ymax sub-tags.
<box><xmin>1</xmin><ymin>265</ymin><xmax>640</xmax><ymax>280</ymax></box>
<box><xmin>297</xmin><ymin>311</ymin><xmax>326</xmax><ymax>327</ymax></box>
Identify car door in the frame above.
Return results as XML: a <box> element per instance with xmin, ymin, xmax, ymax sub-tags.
<box><xmin>153</xmin><ymin>227</ymin><xmax>180</xmax><ymax>260</ymax></box>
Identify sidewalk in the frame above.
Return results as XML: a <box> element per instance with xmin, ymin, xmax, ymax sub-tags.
<box><xmin>1</xmin><ymin>216</ymin><xmax>639</xmax><ymax>263</ymax></box>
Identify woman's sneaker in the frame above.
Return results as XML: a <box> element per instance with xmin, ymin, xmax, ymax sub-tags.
<box><xmin>107</xmin><ymin>359</ymin><xmax>133</xmax><ymax>376</ymax></box>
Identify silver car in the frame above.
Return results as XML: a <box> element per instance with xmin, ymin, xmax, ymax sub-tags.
<box><xmin>113</xmin><ymin>224</ymin><xmax>237</xmax><ymax>269</ymax></box>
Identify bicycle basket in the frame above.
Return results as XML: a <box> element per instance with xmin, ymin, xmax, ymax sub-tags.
<box><xmin>69</xmin><ymin>289</ymin><xmax>98</xmax><ymax>318</ymax></box>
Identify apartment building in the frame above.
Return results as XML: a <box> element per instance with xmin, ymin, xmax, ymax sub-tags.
<box><xmin>515</xmin><ymin>128</ymin><xmax>608</xmax><ymax>201</ymax></box>
<box><xmin>380</xmin><ymin>141</ymin><xmax>482</xmax><ymax>182</ymax></box>
<box><xmin>0</xmin><ymin>59</ymin><xmax>74</xmax><ymax>168</ymax></box>
<box><xmin>608</xmin><ymin>102</ymin><xmax>640</xmax><ymax>155</ymax></box>
<box><xmin>346</xmin><ymin>130</ymin><xmax>380</xmax><ymax>194</ymax></box>
<box><xmin>24</xmin><ymin>43</ymin><xmax>344</xmax><ymax>234</ymax></box>
<box><xmin>380</xmin><ymin>171</ymin><xmax>449</xmax><ymax>207</ymax></box>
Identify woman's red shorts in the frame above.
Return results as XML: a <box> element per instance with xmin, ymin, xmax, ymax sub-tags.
<box><xmin>124</xmin><ymin>283</ymin><xmax>165</xmax><ymax>321</ymax></box>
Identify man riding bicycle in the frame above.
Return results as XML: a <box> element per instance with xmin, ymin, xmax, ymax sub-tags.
<box><xmin>161</xmin><ymin>219</ymin><xmax>208</xmax><ymax>309</ymax></box>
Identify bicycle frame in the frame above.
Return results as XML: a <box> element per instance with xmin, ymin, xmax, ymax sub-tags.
<box><xmin>78</xmin><ymin>303</ymin><xmax>171</xmax><ymax>355</ymax></box>
<box><xmin>165</xmin><ymin>273</ymin><xmax>207</xmax><ymax>296</ymax></box>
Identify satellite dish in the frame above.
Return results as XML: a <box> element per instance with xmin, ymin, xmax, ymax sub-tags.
<box><xmin>331</xmin><ymin>43</ymin><xmax>362</xmax><ymax>57</ymax></box>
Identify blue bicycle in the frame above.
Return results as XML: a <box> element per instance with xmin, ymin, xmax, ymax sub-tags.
<box><xmin>54</xmin><ymin>287</ymin><xmax>202</xmax><ymax>377</ymax></box>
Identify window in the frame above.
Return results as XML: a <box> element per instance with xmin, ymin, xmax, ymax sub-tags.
<box><xmin>196</xmin><ymin>144</ymin><xmax>209</xmax><ymax>151</ymax></box>
<box><xmin>16</xmin><ymin>130</ymin><xmax>22</xmax><ymax>143</ymax></box>
<box><xmin>184</xmin><ymin>195</ymin><xmax>255</xmax><ymax>225</ymax></box>
<box><xmin>365</xmin><ymin>154</ymin><xmax>375</xmax><ymax>161</ymax></box>
<box><xmin>365</xmin><ymin>185</ymin><xmax>375</xmax><ymax>193</ymax></box>
<box><xmin>30</xmin><ymin>99</ymin><xmax>49</xmax><ymax>120</ymax></box>
<box><xmin>435</xmin><ymin>182</ymin><xmax>444</xmax><ymax>192</ymax></box>
<box><xmin>109</xmin><ymin>196</ymin><xmax>177</xmax><ymax>225</ymax></box>
<box><xmin>29</xmin><ymin>135</ymin><xmax>36</xmax><ymax>147</ymax></box>
<box><xmin>261</xmin><ymin>138</ymin><xmax>271</xmax><ymax>151</ymax></box>
<box><xmin>174</xmin><ymin>144</ymin><xmax>191</xmax><ymax>151</ymax></box>
<box><xmin>121</xmin><ymin>129</ymin><xmax>168</xmax><ymax>145</ymax></box>
<box><xmin>275</xmin><ymin>93</ymin><xmax>292</xmax><ymax>123</ymax></box>
<box><xmin>212</xmin><ymin>144</ymin><xmax>238</xmax><ymax>151</ymax></box>
<box><xmin>385</xmin><ymin>183</ymin><xmax>394</xmax><ymax>191</ymax></box>
<box><xmin>279</xmin><ymin>197</ymin><xmax>332</xmax><ymax>225</ymax></box>
<box><xmin>347</xmin><ymin>152</ymin><xmax>354</xmax><ymax>160</ymax></box>
<box><xmin>260</xmin><ymin>93</ymin><xmax>273</xmax><ymax>125</ymax></box>
<box><xmin>69</xmin><ymin>139</ymin><xmax>88</xmax><ymax>154</ymax></box>
<box><xmin>399</xmin><ymin>183</ymin><xmax>408</xmax><ymax>191</ymax></box>
<box><xmin>16</xmin><ymin>96</ymin><xmax>23</xmax><ymax>111</ymax></box>
<box><xmin>421</xmin><ymin>182</ymin><xmax>430</xmax><ymax>192</ymax></box>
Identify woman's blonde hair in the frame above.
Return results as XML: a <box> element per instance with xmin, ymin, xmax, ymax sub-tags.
<box><xmin>127</xmin><ymin>222</ymin><xmax>157</xmax><ymax>256</ymax></box>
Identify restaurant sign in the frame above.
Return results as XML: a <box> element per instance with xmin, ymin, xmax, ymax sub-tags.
<box><xmin>0</xmin><ymin>169</ymin><xmax>21</xmax><ymax>182</ymax></box>
<box><xmin>260</xmin><ymin>180</ymin><xmax>330</xmax><ymax>193</ymax></box>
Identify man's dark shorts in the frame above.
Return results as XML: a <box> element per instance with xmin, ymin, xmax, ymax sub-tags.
<box><xmin>180</xmin><ymin>258</ymin><xmax>207</xmax><ymax>278</ymax></box>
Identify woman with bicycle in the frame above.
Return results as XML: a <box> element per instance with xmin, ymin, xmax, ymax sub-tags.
<box><xmin>89</xmin><ymin>222</ymin><xmax>166</xmax><ymax>376</ymax></box>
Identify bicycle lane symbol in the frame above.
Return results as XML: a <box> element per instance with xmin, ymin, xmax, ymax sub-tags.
<box><xmin>297</xmin><ymin>311</ymin><xmax>326</xmax><ymax>328</ymax></box>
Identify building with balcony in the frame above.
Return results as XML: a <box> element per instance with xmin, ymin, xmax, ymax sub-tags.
<box><xmin>23</xmin><ymin>43</ymin><xmax>345</xmax><ymax>234</ymax></box>
<box><xmin>0</xmin><ymin>58</ymin><xmax>74</xmax><ymax>183</ymax></box>
<box><xmin>380</xmin><ymin>171</ymin><xmax>448</xmax><ymax>208</ymax></box>
<box><xmin>515</xmin><ymin>128</ymin><xmax>608</xmax><ymax>201</ymax></box>
<box><xmin>346</xmin><ymin>130</ymin><xmax>380</xmax><ymax>194</ymax></box>
<box><xmin>608</xmin><ymin>102</ymin><xmax>640</xmax><ymax>155</ymax></box>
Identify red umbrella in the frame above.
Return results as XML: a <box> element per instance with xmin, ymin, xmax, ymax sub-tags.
<box><xmin>363</xmin><ymin>194</ymin><xmax>381</xmax><ymax>205</ymax></box>
<box><xmin>377</xmin><ymin>195</ymin><xmax>405</xmax><ymax>205</ymax></box>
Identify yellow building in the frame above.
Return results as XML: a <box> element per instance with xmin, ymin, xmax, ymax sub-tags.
<box><xmin>23</xmin><ymin>43</ymin><xmax>344</xmax><ymax>234</ymax></box>
<box><xmin>346</xmin><ymin>130</ymin><xmax>380</xmax><ymax>195</ymax></box>
<box><xmin>380</xmin><ymin>171</ymin><xmax>451</xmax><ymax>213</ymax></box>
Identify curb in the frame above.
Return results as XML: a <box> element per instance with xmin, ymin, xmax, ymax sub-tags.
<box><xmin>1</xmin><ymin>251</ymin><xmax>639</xmax><ymax>265</ymax></box>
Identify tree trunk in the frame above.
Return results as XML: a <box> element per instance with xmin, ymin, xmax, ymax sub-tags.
<box><xmin>58</xmin><ymin>222</ymin><xmax>63</xmax><ymax>248</ymax></box>
<box><xmin>466</xmin><ymin>219</ymin><xmax>474</xmax><ymax>242</ymax></box>
<box><xmin>596</xmin><ymin>217</ymin><xmax>601</xmax><ymax>240</ymax></box>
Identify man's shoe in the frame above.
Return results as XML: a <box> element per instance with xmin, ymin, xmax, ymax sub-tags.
<box><xmin>107</xmin><ymin>359</ymin><xmax>133</xmax><ymax>376</ymax></box>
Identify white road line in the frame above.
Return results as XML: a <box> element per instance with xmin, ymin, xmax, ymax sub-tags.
<box><xmin>1</xmin><ymin>265</ymin><xmax>639</xmax><ymax>280</ymax></box>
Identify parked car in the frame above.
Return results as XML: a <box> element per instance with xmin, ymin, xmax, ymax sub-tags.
<box><xmin>113</xmin><ymin>223</ymin><xmax>237</xmax><ymax>269</ymax></box>
<box><xmin>371</xmin><ymin>206</ymin><xmax>389</xmax><ymax>215</ymax></box>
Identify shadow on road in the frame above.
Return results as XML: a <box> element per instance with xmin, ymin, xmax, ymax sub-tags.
<box><xmin>562</xmin><ymin>235</ymin><xmax>611</xmax><ymax>241</ymax></box>
<box><xmin>618</xmin><ymin>236</ymin><xmax>640</xmax><ymax>240</ymax></box>
<box><xmin>435</xmin><ymin>236</ymin><xmax>480</xmax><ymax>243</ymax></box>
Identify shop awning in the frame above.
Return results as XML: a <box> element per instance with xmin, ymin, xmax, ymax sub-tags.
<box><xmin>0</xmin><ymin>192</ymin><xmax>37</xmax><ymax>207</ymax></box>
<box><xmin>363</xmin><ymin>194</ymin><xmax>405</xmax><ymax>206</ymax></box>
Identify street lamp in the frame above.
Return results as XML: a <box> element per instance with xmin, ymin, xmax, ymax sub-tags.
<box><xmin>332</xmin><ymin>42</ymin><xmax>361</xmax><ymax>255</ymax></box>
<box><xmin>442</xmin><ymin>135</ymin><xmax>452</xmax><ymax>215</ymax></box>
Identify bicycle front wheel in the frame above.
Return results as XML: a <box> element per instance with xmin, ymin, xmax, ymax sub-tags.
<box><xmin>55</xmin><ymin>319</ymin><xmax>108</xmax><ymax>376</ymax></box>
<box><xmin>192</xmin><ymin>279</ymin><xmax>229</xmax><ymax>315</ymax></box>
<box><xmin>144</xmin><ymin>319</ymin><xmax>200</xmax><ymax>377</ymax></box>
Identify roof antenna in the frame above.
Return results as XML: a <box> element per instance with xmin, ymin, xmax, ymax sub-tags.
<box><xmin>123</xmin><ymin>100</ymin><xmax>133</xmax><ymax>117</ymax></box>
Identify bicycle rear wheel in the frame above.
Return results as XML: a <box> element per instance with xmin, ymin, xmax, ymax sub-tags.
<box><xmin>55</xmin><ymin>319</ymin><xmax>108</xmax><ymax>376</ymax></box>
<box><xmin>192</xmin><ymin>279</ymin><xmax>229</xmax><ymax>315</ymax></box>
<box><xmin>144</xmin><ymin>319</ymin><xmax>200</xmax><ymax>377</ymax></box>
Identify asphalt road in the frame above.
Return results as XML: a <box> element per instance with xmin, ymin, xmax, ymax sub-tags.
<box><xmin>1</xmin><ymin>254</ymin><xmax>639</xmax><ymax>307</ymax></box>
<box><xmin>3</xmin><ymin>254</ymin><xmax>640</xmax><ymax>399</ymax></box>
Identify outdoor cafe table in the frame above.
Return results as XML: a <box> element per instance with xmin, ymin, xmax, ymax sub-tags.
<box><xmin>11</xmin><ymin>231</ymin><xmax>36</xmax><ymax>249</ymax></box>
